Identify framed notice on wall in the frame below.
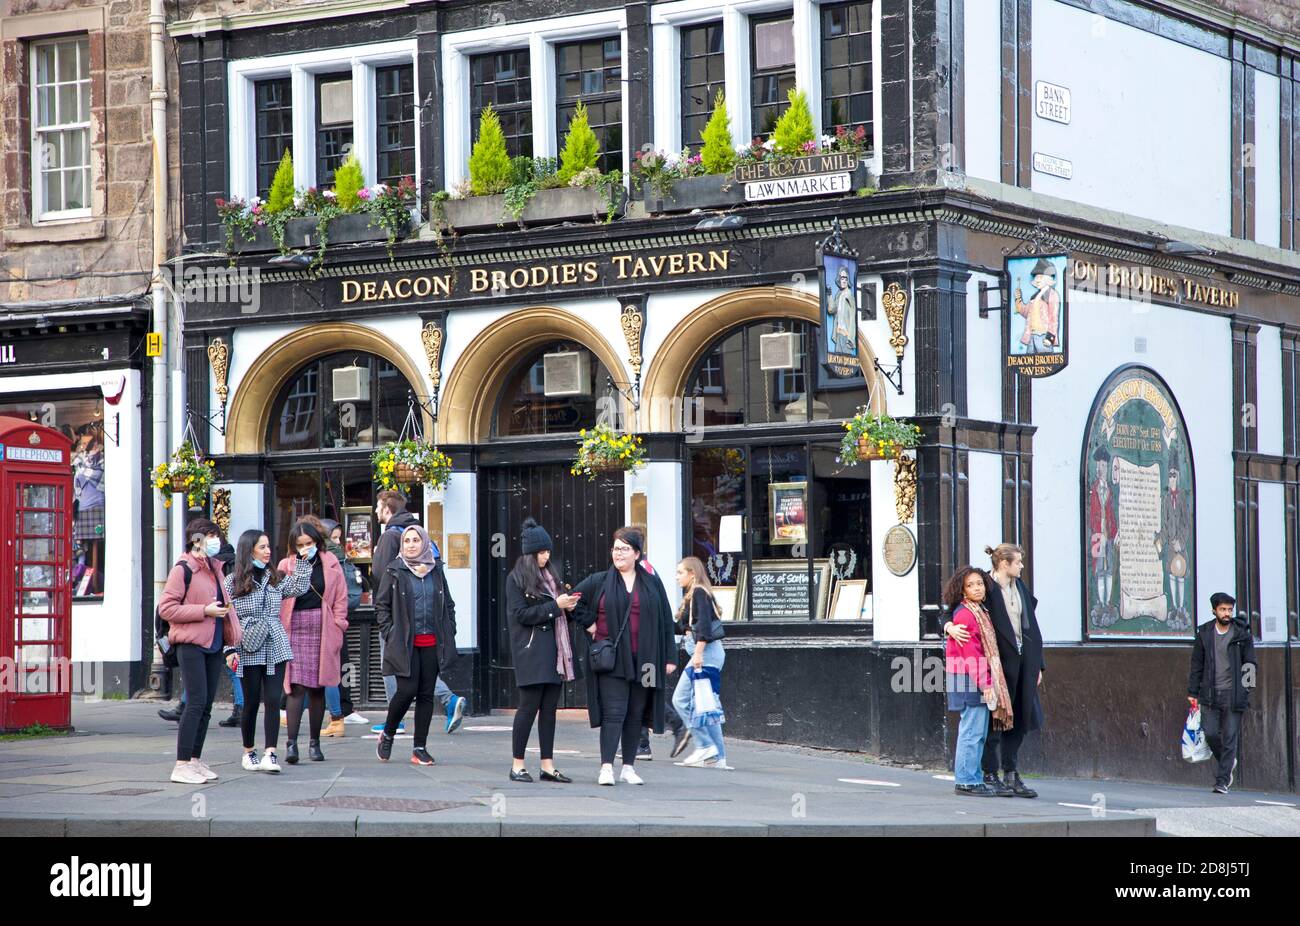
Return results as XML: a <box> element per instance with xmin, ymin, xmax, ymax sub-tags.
<box><xmin>736</xmin><ymin>559</ymin><xmax>832</xmax><ymax>620</ymax></box>
<box><xmin>768</xmin><ymin>482</ymin><xmax>808</xmax><ymax>546</ymax></box>
<box><xmin>341</xmin><ymin>506</ymin><xmax>373</xmax><ymax>563</ymax></box>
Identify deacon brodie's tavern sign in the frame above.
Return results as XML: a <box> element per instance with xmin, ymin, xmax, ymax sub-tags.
<box><xmin>339</xmin><ymin>248</ymin><xmax>735</xmax><ymax>304</ymax></box>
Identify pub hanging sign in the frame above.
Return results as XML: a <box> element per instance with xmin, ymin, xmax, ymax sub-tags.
<box><xmin>1005</xmin><ymin>253</ymin><xmax>1069</xmax><ymax>378</ymax></box>
<box><xmin>816</xmin><ymin>219</ymin><xmax>865</xmax><ymax>390</ymax></box>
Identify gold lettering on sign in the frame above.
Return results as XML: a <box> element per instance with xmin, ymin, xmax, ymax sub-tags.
<box><xmin>471</xmin><ymin>269</ymin><xmax>489</xmax><ymax>292</ymax></box>
<box><xmin>582</xmin><ymin>261</ymin><xmax>598</xmax><ymax>282</ymax></box>
<box><xmin>687</xmin><ymin>252</ymin><xmax>705</xmax><ymax>273</ymax></box>
<box><xmin>342</xmin><ymin>280</ymin><xmax>360</xmax><ymax>303</ymax></box>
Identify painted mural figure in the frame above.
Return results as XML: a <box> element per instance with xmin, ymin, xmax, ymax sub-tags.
<box><xmin>1087</xmin><ymin>444</ymin><xmax>1119</xmax><ymax>627</ymax></box>
<box><xmin>1156</xmin><ymin>445</ymin><xmax>1192</xmax><ymax>630</ymax></box>
<box><xmin>1013</xmin><ymin>257</ymin><xmax>1061</xmax><ymax>353</ymax></box>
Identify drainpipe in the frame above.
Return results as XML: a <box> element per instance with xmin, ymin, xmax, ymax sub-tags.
<box><xmin>147</xmin><ymin>0</ymin><xmax>171</xmax><ymax>692</ymax></box>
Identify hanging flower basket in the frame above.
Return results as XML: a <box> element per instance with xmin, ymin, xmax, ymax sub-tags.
<box><xmin>840</xmin><ymin>408</ymin><xmax>921</xmax><ymax>465</ymax></box>
<box><xmin>572</xmin><ymin>425</ymin><xmax>646</xmax><ymax>480</ymax></box>
<box><xmin>153</xmin><ymin>441</ymin><xmax>216</xmax><ymax>510</ymax></box>
<box><xmin>373</xmin><ymin>440</ymin><xmax>452</xmax><ymax>492</ymax></box>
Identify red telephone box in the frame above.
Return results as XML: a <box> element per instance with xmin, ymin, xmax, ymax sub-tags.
<box><xmin>0</xmin><ymin>416</ymin><xmax>73</xmax><ymax>732</ymax></box>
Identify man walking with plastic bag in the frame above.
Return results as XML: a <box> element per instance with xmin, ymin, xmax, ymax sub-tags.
<box><xmin>1187</xmin><ymin>592</ymin><xmax>1256</xmax><ymax>793</ymax></box>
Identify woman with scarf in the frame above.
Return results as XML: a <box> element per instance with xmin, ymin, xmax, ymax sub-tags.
<box><xmin>570</xmin><ymin>526</ymin><xmax>676</xmax><ymax>786</ymax></box>
<box><xmin>505</xmin><ymin>518</ymin><xmax>582</xmax><ymax>782</ymax></box>
<box><xmin>375</xmin><ymin>525</ymin><xmax>457</xmax><ymax>766</ymax></box>
<box><xmin>943</xmin><ymin>566</ymin><xmax>1013</xmax><ymax>796</ymax></box>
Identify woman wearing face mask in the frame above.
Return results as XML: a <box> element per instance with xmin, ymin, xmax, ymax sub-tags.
<box><xmin>570</xmin><ymin>526</ymin><xmax>676</xmax><ymax>786</ymax></box>
<box><xmin>158</xmin><ymin>518</ymin><xmax>240</xmax><ymax>784</ymax></box>
<box><xmin>375</xmin><ymin>525</ymin><xmax>457</xmax><ymax>766</ymax></box>
<box><xmin>505</xmin><ymin>518</ymin><xmax>582</xmax><ymax>783</ymax></box>
<box><xmin>275</xmin><ymin>518</ymin><xmax>349</xmax><ymax>764</ymax></box>
<box><xmin>223</xmin><ymin>529</ymin><xmax>314</xmax><ymax>773</ymax></box>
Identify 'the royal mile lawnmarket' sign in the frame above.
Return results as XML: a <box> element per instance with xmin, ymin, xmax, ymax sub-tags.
<box><xmin>737</xmin><ymin>153</ymin><xmax>859</xmax><ymax>203</ymax></box>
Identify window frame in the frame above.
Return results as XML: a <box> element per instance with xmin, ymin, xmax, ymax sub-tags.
<box><xmin>374</xmin><ymin>63</ymin><xmax>417</xmax><ymax>186</ymax></box>
<box><xmin>748</xmin><ymin>10</ymin><xmax>797</xmax><ymax>141</ymax></box>
<box><xmin>29</xmin><ymin>35</ymin><xmax>93</xmax><ymax>223</ymax></box>
<box><xmin>679</xmin><ymin>20</ymin><xmax>726</xmax><ymax>153</ymax></box>
<box><xmin>227</xmin><ymin>40</ymin><xmax>419</xmax><ymax>202</ymax></box>
<box><xmin>469</xmin><ymin>49</ymin><xmax>534</xmax><ymax>160</ymax></box>
<box><xmin>313</xmin><ymin>72</ymin><xmax>355</xmax><ymax>190</ymax></box>
<box><xmin>819</xmin><ymin>0</ymin><xmax>874</xmax><ymax>144</ymax></box>
<box><xmin>554</xmin><ymin>36</ymin><xmax>625</xmax><ymax>176</ymax></box>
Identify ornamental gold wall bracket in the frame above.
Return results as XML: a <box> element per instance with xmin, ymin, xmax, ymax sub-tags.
<box><xmin>894</xmin><ymin>452</ymin><xmax>917</xmax><ymax>524</ymax></box>
<box><xmin>212</xmin><ymin>487</ymin><xmax>232</xmax><ymax>538</ymax></box>
<box><xmin>198</xmin><ymin>336</ymin><xmax>230</xmax><ymax>436</ymax></box>
<box><xmin>871</xmin><ymin>281</ymin><xmax>908</xmax><ymax>396</ymax></box>
<box><xmin>607</xmin><ymin>296</ymin><xmax>646</xmax><ymax>413</ymax></box>
<box><xmin>420</xmin><ymin>319</ymin><xmax>445</xmax><ymax>419</ymax></box>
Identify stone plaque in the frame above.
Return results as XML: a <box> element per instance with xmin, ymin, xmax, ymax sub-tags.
<box><xmin>446</xmin><ymin>533</ymin><xmax>471</xmax><ymax>569</ymax></box>
<box><xmin>882</xmin><ymin>525</ymin><xmax>917</xmax><ymax>577</ymax></box>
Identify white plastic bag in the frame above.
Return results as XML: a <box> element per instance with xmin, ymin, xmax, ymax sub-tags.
<box><xmin>692</xmin><ymin>676</ymin><xmax>720</xmax><ymax>715</ymax></box>
<box><xmin>1181</xmin><ymin>706</ymin><xmax>1212</xmax><ymax>763</ymax></box>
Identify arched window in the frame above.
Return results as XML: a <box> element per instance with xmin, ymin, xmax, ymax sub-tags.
<box><xmin>684</xmin><ymin>318</ymin><xmax>871</xmax><ymax>426</ymax></box>
<box><xmin>493</xmin><ymin>341</ymin><xmax>613</xmax><ymax>437</ymax></box>
<box><xmin>267</xmin><ymin>351</ymin><xmax>417</xmax><ymax>452</ymax></box>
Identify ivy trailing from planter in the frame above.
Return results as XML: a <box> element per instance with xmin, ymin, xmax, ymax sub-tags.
<box><xmin>360</xmin><ymin>175</ymin><xmax>419</xmax><ymax>259</ymax></box>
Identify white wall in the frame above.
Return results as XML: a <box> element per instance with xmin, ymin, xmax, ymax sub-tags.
<box><xmin>626</xmin><ymin>461</ymin><xmax>685</xmax><ymax>589</ymax></box>
<box><xmin>963</xmin><ymin>0</ymin><xmax>1002</xmax><ymax>183</ymax></box>
<box><xmin>968</xmin><ymin>450</ymin><xmax>1003</xmax><ymax>562</ymax></box>
<box><xmin>1256</xmin><ymin>324</ymin><xmax>1283</xmax><ymax>456</ymax></box>
<box><xmin>437</xmin><ymin>473</ymin><xmax>477</xmax><ymax>650</ymax></box>
<box><xmin>1258</xmin><ymin>482</ymin><xmax>1286</xmax><ymax>642</ymax></box>
<box><xmin>966</xmin><ymin>270</ymin><xmax>1002</xmax><ymax>422</ymax></box>
<box><xmin>219</xmin><ymin>481</ymin><xmax>265</xmax><ymax>548</ymax></box>
<box><xmin>1254</xmin><ymin>70</ymin><xmax>1282</xmax><ymax>249</ymax></box>
<box><xmin>870</xmin><ymin>456</ymin><xmax>920</xmax><ymax>641</ymax></box>
<box><xmin>1031</xmin><ymin>0</ymin><xmax>1231</xmax><ymax>236</ymax></box>
<box><xmin>0</xmin><ymin>368</ymin><xmax>143</xmax><ymax>665</ymax></box>
<box><xmin>1030</xmin><ymin>296</ymin><xmax>1235</xmax><ymax>641</ymax></box>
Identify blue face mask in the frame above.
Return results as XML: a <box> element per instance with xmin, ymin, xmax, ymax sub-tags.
<box><xmin>302</xmin><ymin>545</ymin><xmax>317</xmax><ymax>560</ymax></box>
<box><xmin>205</xmin><ymin>538</ymin><xmax>221</xmax><ymax>556</ymax></box>
<box><xmin>252</xmin><ymin>559</ymin><xmax>268</xmax><ymax>570</ymax></box>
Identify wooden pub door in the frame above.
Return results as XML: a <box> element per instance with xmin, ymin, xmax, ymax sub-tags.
<box><xmin>479</xmin><ymin>462</ymin><xmax>625</xmax><ymax>710</ymax></box>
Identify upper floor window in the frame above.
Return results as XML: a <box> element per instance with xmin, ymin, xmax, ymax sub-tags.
<box><xmin>749</xmin><ymin>13</ymin><xmax>795</xmax><ymax>139</ymax></box>
<box><xmin>315</xmin><ymin>74</ymin><xmax>354</xmax><ymax>187</ymax></box>
<box><xmin>31</xmin><ymin>36</ymin><xmax>91</xmax><ymax>220</ymax></box>
<box><xmin>376</xmin><ymin>65</ymin><xmax>416</xmax><ymax>185</ymax></box>
<box><xmin>471</xmin><ymin>51</ymin><xmax>533</xmax><ymax>159</ymax></box>
<box><xmin>254</xmin><ymin>77</ymin><xmax>293</xmax><ymax>198</ymax></box>
<box><xmin>556</xmin><ymin>37</ymin><xmax>622</xmax><ymax>174</ymax></box>
<box><xmin>821</xmin><ymin>1</ymin><xmax>872</xmax><ymax>144</ymax></box>
<box><xmin>680</xmin><ymin>21</ymin><xmax>724</xmax><ymax>152</ymax></box>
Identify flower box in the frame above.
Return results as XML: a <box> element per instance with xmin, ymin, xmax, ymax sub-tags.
<box><xmin>642</xmin><ymin>173</ymin><xmax>746</xmax><ymax>214</ymax></box>
<box><xmin>440</xmin><ymin>186</ymin><xmax>627</xmax><ymax>232</ymax></box>
<box><xmin>301</xmin><ymin>212</ymin><xmax>412</xmax><ymax>247</ymax></box>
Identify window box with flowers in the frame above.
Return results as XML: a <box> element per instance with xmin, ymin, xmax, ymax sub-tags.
<box><xmin>153</xmin><ymin>442</ymin><xmax>217</xmax><ymax>511</ymax></box>
<box><xmin>571</xmin><ymin>425</ymin><xmax>646</xmax><ymax>479</ymax></box>
<box><xmin>373</xmin><ymin>440</ymin><xmax>453</xmax><ymax>493</ymax></box>
<box><xmin>839</xmin><ymin>409</ymin><xmax>920</xmax><ymax>464</ymax></box>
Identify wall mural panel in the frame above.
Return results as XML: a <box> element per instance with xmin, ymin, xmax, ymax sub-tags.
<box><xmin>1082</xmin><ymin>366</ymin><xmax>1194</xmax><ymax>636</ymax></box>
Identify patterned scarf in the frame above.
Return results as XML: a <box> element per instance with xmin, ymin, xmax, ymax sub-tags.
<box><xmin>541</xmin><ymin>568</ymin><xmax>574</xmax><ymax>682</ymax></box>
<box><xmin>966</xmin><ymin>597</ymin><xmax>1015</xmax><ymax>731</ymax></box>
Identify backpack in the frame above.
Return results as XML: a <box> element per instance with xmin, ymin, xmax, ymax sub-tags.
<box><xmin>154</xmin><ymin>561</ymin><xmax>191</xmax><ymax>669</ymax></box>
<box><xmin>341</xmin><ymin>557</ymin><xmax>362</xmax><ymax>611</ymax></box>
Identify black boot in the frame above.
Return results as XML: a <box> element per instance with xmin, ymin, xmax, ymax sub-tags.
<box><xmin>158</xmin><ymin>706</ymin><xmax>182</xmax><ymax>723</ymax></box>
<box><xmin>218</xmin><ymin>707</ymin><xmax>242</xmax><ymax>728</ymax></box>
<box><xmin>285</xmin><ymin>740</ymin><xmax>299</xmax><ymax>764</ymax></box>
<box><xmin>984</xmin><ymin>771</ymin><xmax>1015</xmax><ymax>797</ymax></box>
<box><xmin>308</xmin><ymin>740</ymin><xmax>324</xmax><ymax>762</ymax></box>
<box><xmin>1006</xmin><ymin>771</ymin><xmax>1038</xmax><ymax>798</ymax></box>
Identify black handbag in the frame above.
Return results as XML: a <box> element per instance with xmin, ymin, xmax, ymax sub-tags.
<box><xmin>589</xmin><ymin>598</ymin><xmax>630</xmax><ymax>674</ymax></box>
<box><xmin>693</xmin><ymin>592</ymin><xmax>726</xmax><ymax>642</ymax></box>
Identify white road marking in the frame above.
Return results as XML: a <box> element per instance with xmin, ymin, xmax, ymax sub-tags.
<box><xmin>932</xmin><ymin>774</ymin><xmax>955</xmax><ymax>781</ymax></box>
<box><xmin>1255</xmin><ymin>800</ymin><xmax>1298</xmax><ymax>807</ymax></box>
<box><xmin>462</xmin><ymin>726</ymin><xmax>513</xmax><ymax>732</ymax></box>
<box><xmin>838</xmin><ymin>778</ymin><xmax>901</xmax><ymax>787</ymax></box>
<box><xmin>1058</xmin><ymin>802</ymin><xmax>1143</xmax><ymax>815</ymax></box>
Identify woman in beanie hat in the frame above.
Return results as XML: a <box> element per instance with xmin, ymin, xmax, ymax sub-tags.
<box><xmin>505</xmin><ymin>518</ymin><xmax>582</xmax><ymax>782</ymax></box>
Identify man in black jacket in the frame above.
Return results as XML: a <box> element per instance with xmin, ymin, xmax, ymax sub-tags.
<box><xmin>1188</xmin><ymin>592</ymin><xmax>1257</xmax><ymax>793</ymax></box>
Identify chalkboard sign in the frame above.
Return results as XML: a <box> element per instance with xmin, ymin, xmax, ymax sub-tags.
<box><xmin>736</xmin><ymin>559</ymin><xmax>832</xmax><ymax>620</ymax></box>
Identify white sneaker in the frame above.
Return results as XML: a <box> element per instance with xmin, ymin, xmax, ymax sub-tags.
<box><xmin>597</xmin><ymin>765</ymin><xmax>616</xmax><ymax>786</ymax></box>
<box><xmin>620</xmin><ymin>765</ymin><xmax>645</xmax><ymax>786</ymax></box>
<box><xmin>241</xmin><ymin>751</ymin><xmax>261</xmax><ymax>771</ymax></box>
<box><xmin>675</xmin><ymin>745</ymin><xmax>718</xmax><ymax>767</ymax></box>
<box><xmin>709</xmin><ymin>759</ymin><xmax>734</xmax><ymax>770</ymax></box>
<box><xmin>170</xmin><ymin>764</ymin><xmax>206</xmax><ymax>784</ymax></box>
<box><xmin>343</xmin><ymin>712</ymin><xmax>370</xmax><ymax>725</ymax></box>
<box><xmin>259</xmin><ymin>751</ymin><xmax>281</xmax><ymax>774</ymax></box>
<box><xmin>191</xmin><ymin>759</ymin><xmax>218</xmax><ymax>781</ymax></box>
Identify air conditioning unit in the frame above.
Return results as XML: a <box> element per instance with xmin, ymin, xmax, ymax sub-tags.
<box><xmin>543</xmin><ymin>351</ymin><xmax>590</xmax><ymax>397</ymax></box>
<box><xmin>759</xmin><ymin>332</ymin><xmax>797</xmax><ymax>370</ymax></box>
<box><xmin>332</xmin><ymin>365</ymin><xmax>369</xmax><ymax>402</ymax></box>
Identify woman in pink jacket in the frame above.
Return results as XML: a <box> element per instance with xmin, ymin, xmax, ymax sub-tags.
<box><xmin>158</xmin><ymin>518</ymin><xmax>241</xmax><ymax>785</ymax></box>
<box><xmin>944</xmin><ymin>566</ymin><xmax>1013</xmax><ymax>797</ymax></box>
<box><xmin>276</xmin><ymin>517</ymin><xmax>349</xmax><ymax>764</ymax></box>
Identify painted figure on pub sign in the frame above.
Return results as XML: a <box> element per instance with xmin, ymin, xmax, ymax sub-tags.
<box><xmin>1006</xmin><ymin>254</ymin><xmax>1068</xmax><ymax>377</ymax></box>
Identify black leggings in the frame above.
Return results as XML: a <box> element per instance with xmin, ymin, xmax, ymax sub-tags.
<box><xmin>240</xmin><ymin>663</ymin><xmax>286</xmax><ymax>750</ymax></box>
<box><xmin>597</xmin><ymin>674</ymin><xmax>649</xmax><ymax>765</ymax></box>
<box><xmin>286</xmin><ymin>685</ymin><xmax>325</xmax><ymax>742</ymax></box>
<box><xmin>176</xmin><ymin>644</ymin><xmax>223</xmax><ymax>761</ymax></box>
<box><xmin>385</xmin><ymin>645</ymin><xmax>438</xmax><ymax>748</ymax></box>
<box><xmin>513</xmin><ymin>683</ymin><xmax>562</xmax><ymax>761</ymax></box>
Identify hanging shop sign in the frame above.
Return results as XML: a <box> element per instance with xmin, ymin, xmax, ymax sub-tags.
<box><xmin>736</xmin><ymin>559</ymin><xmax>833</xmax><ymax>620</ymax></box>
<box><xmin>816</xmin><ymin>220</ymin><xmax>866</xmax><ymax>390</ymax></box>
<box><xmin>1006</xmin><ymin>253</ymin><xmax>1069</xmax><ymax>378</ymax></box>
<box><xmin>737</xmin><ymin>152</ymin><xmax>859</xmax><ymax>203</ymax></box>
<box><xmin>337</xmin><ymin>247</ymin><xmax>736</xmax><ymax>305</ymax></box>
<box><xmin>1081</xmin><ymin>365</ymin><xmax>1195</xmax><ymax>638</ymax></box>
<box><xmin>1035</xmin><ymin>81</ymin><xmax>1072</xmax><ymax>124</ymax></box>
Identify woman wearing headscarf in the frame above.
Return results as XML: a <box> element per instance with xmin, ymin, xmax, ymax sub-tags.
<box><xmin>570</xmin><ymin>526</ymin><xmax>676</xmax><ymax>786</ymax></box>
<box><xmin>375</xmin><ymin>525</ymin><xmax>457</xmax><ymax>766</ymax></box>
<box><xmin>505</xmin><ymin>518</ymin><xmax>582</xmax><ymax>783</ymax></box>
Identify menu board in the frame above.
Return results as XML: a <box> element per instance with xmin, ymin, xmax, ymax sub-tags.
<box><xmin>736</xmin><ymin>559</ymin><xmax>831</xmax><ymax>620</ymax></box>
<box><xmin>341</xmin><ymin>507</ymin><xmax>373</xmax><ymax>563</ymax></box>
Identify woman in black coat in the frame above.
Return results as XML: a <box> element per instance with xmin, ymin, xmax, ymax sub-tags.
<box><xmin>570</xmin><ymin>526</ymin><xmax>676</xmax><ymax>787</ymax></box>
<box><xmin>506</xmin><ymin>518</ymin><xmax>582</xmax><ymax>783</ymax></box>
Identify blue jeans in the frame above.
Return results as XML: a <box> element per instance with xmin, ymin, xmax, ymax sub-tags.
<box><xmin>672</xmin><ymin>640</ymin><xmax>725</xmax><ymax>759</ymax></box>
<box><xmin>325</xmin><ymin>685</ymin><xmax>342</xmax><ymax>717</ymax></box>
<box><xmin>955</xmin><ymin>704</ymin><xmax>990</xmax><ymax>785</ymax></box>
<box><xmin>379</xmin><ymin>633</ymin><xmax>454</xmax><ymax>707</ymax></box>
<box><xmin>182</xmin><ymin>662</ymin><xmax>242</xmax><ymax>709</ymax></box>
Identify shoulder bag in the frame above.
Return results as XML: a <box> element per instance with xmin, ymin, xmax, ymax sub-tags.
<box><xmin>239</xmin><ymin>580</ymin><xmax>274</xmax><ymax>655</ymax></box>
<box><xmin>589</xmin><ymin>596</ymin><xmax>630</xmax><ymax>675</ymax></box>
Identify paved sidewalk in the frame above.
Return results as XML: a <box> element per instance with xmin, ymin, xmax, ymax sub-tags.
<box><xmin>0</xmin><ymin>700</ymin><xmax>1296</xmax><ymax>836</ymax></box>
